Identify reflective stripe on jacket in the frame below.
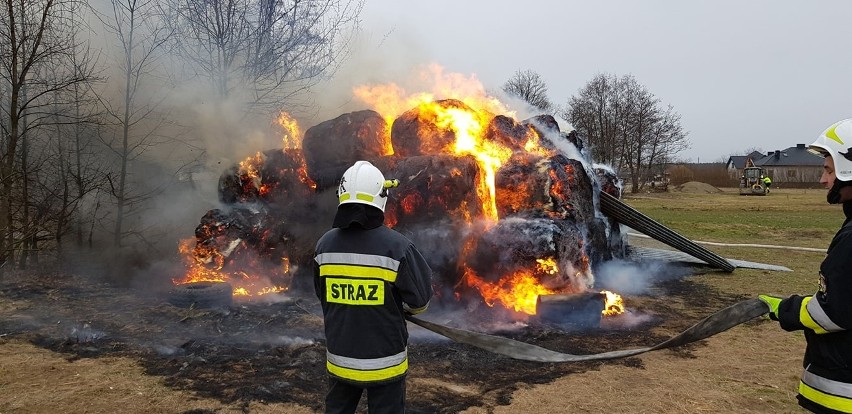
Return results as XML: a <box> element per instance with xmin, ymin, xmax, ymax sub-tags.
<box><xmin>778</xmin><ymin>216</ymin><xmax>852</xmax><ymax>413</ymax></box>
<box><xmin>799</xmin><ymin>366</ymin><xmax>852</xmax><ymax>413</ymax></box>
<box><xmin>314</xmin><ymin>225</ymin><xmax>433</xmax><ymax>384</ymax></box>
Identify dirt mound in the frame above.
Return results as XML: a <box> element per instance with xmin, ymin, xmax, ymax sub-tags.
<box><xmin>674</xmin><ymin>181</ymin><xmax>722</xmax><ymax>194</ymax></box>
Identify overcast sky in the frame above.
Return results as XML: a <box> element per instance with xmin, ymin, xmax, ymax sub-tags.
<box><xmin>314</xmin><ymin>0</ymin><xmax>852</xmax><ymax>163</ymax></box>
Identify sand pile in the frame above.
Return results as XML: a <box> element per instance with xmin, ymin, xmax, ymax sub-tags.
<box><xmin>674</xmin><ymin>181</ymin><xmax>722</xmax><ymax>193</ymax></box>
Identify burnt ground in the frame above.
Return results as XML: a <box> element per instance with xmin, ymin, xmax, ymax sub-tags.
<box><xmin>0</xmin><ymin>264</ymin><xmax>745</xmax><ymax>414</ymax></box>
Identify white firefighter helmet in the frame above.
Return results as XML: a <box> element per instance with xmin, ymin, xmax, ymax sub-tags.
<box><xmin>337</xmin><ymin>161</ymin><xmax>389</xmax><ymax>212</ymax></box>
<box><xmin>809</xmin><ymin>119</ymin><xmax>852</xmax><ymax>181</ymax></box>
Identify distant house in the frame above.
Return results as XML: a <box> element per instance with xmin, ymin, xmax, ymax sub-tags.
<box><xmin>727</xmin><ymin>144</ymin><xmax>823</xmax><ymax>187</ymax></box>
<box><xmin>725</xmin><ymin>151</ymin><xmax>764</xmax><ymax>177</ymax></box>
<box><xmin>756</xmin><ymin>144</ymin><xmax>823</xmax><ymax>185</ymax></box>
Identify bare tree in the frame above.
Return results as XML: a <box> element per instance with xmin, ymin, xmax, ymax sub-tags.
<box><xmin>65</xmin><ymin>47</ymin><xmax>104</xmax><ymax>252</ymax></box>
<box><xmin>95</xmin><ymin>0</ymin><xmax>175</xmax><ymax>247</ymax></box>
<box><xmin>48</xmin><ymin>65</ymin><xmax>104</xmax><ymax>262</ymax></box>
<box><xmin>164</xmin><ymin>0</ymin><xmax>362</xmax><ymax>113</ymax></box>
<box><xmin>564</xmin><ymin>73</ymin><xmax>689</xmax><ymax>193</ymax></box>
<box><xmin>564</xmin><ymin>73</ymin><xmax>620</xmax><ymax>165</ymax></box>
<box><xmin>18</xmin><ymin>18</ymin><xmax>103</xmax><ymax>267</ymax></box>
<box><xmin>0</xmin><ymin>0</ymin><xmax>96</xmax><ymax>271</ymax></box>
<box><xmin>502</xmin><ymin>69</ymin><xmax>553</xmax><ymax>113</ymax></box>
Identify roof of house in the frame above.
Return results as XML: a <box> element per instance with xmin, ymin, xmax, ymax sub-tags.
<box><xmin>726</xmin><ymin>151</ymin><xmax>765</xmax><ymax>169</ymax></box>
<box><xmin>755</xmin><ymin>144</ymin><xmax>823</xmax><ymax>167</ymax></box>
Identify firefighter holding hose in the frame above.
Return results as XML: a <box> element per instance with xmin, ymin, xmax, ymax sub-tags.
<box><xmin>759</xmin><ymin>119</ymin><xmax>852</xmax><ymax>413</ymax></box>
<box><xmin>314</xmin><ymin>160</ymin><xmax>433</xmax><ymax>414</ymax></box>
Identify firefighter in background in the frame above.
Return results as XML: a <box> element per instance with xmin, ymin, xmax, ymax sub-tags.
<box><xmin>762</xmin><ymin>174</ymin><xmax>772</xmax><ymax>192</ymax></box>
<box><xmin>314</xmin><ymin>160</ymin><xmax>433</xmax><ymax>414</ymax></box>
<box><xmin>759</xmin><ymin>119</ymin><xmax>852</xmax><ymax>413</ymax></box>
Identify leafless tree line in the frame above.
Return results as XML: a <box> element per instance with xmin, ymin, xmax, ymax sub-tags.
<box><xmin>0</xmin><ymin>0</ymin><xmax>361</xmax><ymax>275</ymax></box>
<box><xmin>565</xmin><ymin>73</ymin><xmax>688</xmax><ymax>193</ymax></box>
<box><xmin>163</xmin><ymin>0</ymin><xmax>361</xmax><ymax>112</ymax></box>
<box><xmin>501</xmin><ymin>69</ymin><xmax>552</xmax><ymax>113</ymax></box>
<box><xmin>503</xmin><ymin>70</ymin><xmax>689</xmax><ymax>193</ymax></box>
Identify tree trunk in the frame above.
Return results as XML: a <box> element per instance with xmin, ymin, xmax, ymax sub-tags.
<box><xmin>57</xmin><ymin>99</ymin><xmax>68</xmax><ymax>261</ymax></box>
<box><xmin>74</xmin><ymin>82</ymin><xmax>84</xmax><ymax>248</ymax></box>
<box><xmin>114</xmin><ymin>8</ymin><xmax>136</xmax><ymax>248</ymax></box>
<box><xmin>0</xmin><ymin>81</ymin><xmax>21</xmax><ymax>275</ymax></box>
<box><xmin>30</xmin><ymin>235</ymin><xmax>38</xmax><ymax>265</ymax></box>
<box><xmin>19</xmin><ymin>86</ymin><xmax>29</xmax><ymax>269</ymax></box>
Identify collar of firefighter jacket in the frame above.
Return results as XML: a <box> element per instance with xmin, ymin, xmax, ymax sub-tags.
<box><xmin>333</xmin><ymin>203</ymin><xmax>384</xmax><ymax>229</ymax></box>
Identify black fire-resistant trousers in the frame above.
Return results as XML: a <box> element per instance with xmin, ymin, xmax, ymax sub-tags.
<box><xmin>324</xmin><ymin>376</ymin><xmax>406</xmax><ymax>414</ymax></box>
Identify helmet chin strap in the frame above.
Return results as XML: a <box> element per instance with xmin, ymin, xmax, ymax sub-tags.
<box><xmin>828</xmin><ymin>179</ymin><xmax>852</xmax><ymax>204</ymax></box>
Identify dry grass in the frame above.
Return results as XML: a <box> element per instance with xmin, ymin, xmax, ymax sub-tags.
<box><xmin>0</xmin><ymin>341</ymin><xmax>313</xmax><ymax>414</ymax></box>
<box><xmin>459</xmin><ymin>324</ymin><xmax>806</xmax><ymax>414</ymax></box>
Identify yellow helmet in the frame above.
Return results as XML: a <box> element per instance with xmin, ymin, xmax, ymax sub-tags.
<box><xmin>809</xmin><ymin>119</ymin><xmax>852</xmax><ymax>181</ymax></box>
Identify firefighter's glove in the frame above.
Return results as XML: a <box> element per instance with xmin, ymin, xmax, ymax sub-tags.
<box><xmin>758</xmin><ymin>295</ymin><xmax>782</xmax><ymax>321</ymax></box>
<box><xmin>402</xmin><ymin>302</ymin><xmax>428</xmax><ymax>316</ymax></box>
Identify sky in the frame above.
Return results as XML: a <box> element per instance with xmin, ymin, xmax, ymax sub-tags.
<box><xmin>310</xmin><ymin>0</ymin><xmax>852</xmax><ymax>163</ymax></box>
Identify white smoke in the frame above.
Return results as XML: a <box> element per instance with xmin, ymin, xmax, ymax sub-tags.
<box><xmin>595</xmin><ymin>258</ymin><xmax>689</xmax><ymax>295</ymax></box>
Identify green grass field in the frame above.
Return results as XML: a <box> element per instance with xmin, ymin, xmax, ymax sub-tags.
<box><xmin>621</xmin><ymin>187</ymin><xmax>844</xmax><ymax>298</ymax></box>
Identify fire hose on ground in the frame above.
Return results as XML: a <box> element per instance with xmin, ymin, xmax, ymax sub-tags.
<box><xmin>401</xmin><ymin>193</ymin><xmax>764</xmax><ymax>361</ymax></box>
<box><xmin>406</xmin><ymin>298</ymin><xmax>769</xmax><ymax>362</ymax></box>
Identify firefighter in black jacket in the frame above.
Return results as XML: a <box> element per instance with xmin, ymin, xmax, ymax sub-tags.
<box><xmin>760</xmin><ymin>119</ymin><xmax>852</xmax><ymax>413</ymax></box>
<box><xmin>314</xmin><ymin>160</ymin><xmax>433</xmax><ymax>414</ymax></box>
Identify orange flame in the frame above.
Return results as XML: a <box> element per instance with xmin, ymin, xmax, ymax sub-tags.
<box><xmin>601</xmin><ymin>290</ymin><xmax>625</xmax><ymax>316</ymax></box>
<box><xmin>535</xmin><ymin>257</ymin><xmax>559</xmax><ymax>275</ymax></box>
<box><xmin>294</xmin><ymin>156</ymin><xmax>317</xmax><ymax>190</ymax></box>
<box><xmin>174</xmin><ymin>238</ymin><xmax>291</xmax><ymax>297</ymax></box>
<box><xmin>462</xmin><ymin>267</ymin><xmax>556</xmax><ymax>315</ymax></box>
<box><xmin>277</xmin><ymin>111</ymin><xmax>302</xmax><ymax>149</ymax></box>
<box><xmin>434</xmin><ymin>105</ymin><xmax>513</xmax><ymax>221</ymax></box>
<box><xmin>238</xmin><ymin>152</ymin><xmax>264</xmax><ymax>192</ymax></box>
<box><xmin>353</xmin><ymin>64</ymin><xmax>514</xmax><ymax>126</ymax></box>
<box><xmin>355</xmin><ymin>65</ymin><xmax>528</xmax><ymax>222</ymax></box>
<box><xmin>174</xmin><ymin>239</ymin><xmax>228</xmax><ymax>283</ymax></box>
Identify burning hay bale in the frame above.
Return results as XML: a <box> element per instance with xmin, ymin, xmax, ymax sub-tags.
<box><xmin>467</xmin><ymin>216</ymin><xmax>592</xmax><ymax>292</ymax></box>
<box><xmin>383</xmin><ymin>154</ymin><xmax>486</xmax><ymax>228</ymax></box>
<box><xmin>193</xmin><ymin>208</ymin><xmax>266</xmax><ymax>267</ymax></box>
<box><xmin>218</xmin><ymin>149</ymin><xmax>316</xmax><ymax>204</ymax></box>
<box><xmin>523</xmin><ymin>114</ymin><xmax>585</xmax><ymax>152</ymax></box>
<box><xmin>193</xmin><ymin>206</ymin><xmax>310</xmax><ymax>266</ymax></box>
<box><xmin>484</xmin><ymin>115</ymin><xmax>538</xmax><ymax>152</ymax></box>
<box><xmin>178</xmin><ymin>99</ymin><xmax>632</xmax><ymax>317</ymax></box>
<box><xmin>302</xmin><ymin>110</ymin><xmax>390</xmax><ymax>190</ymax></box>
<box><xmin>495</xmin><ymin>153</ymin><xmax>595</xmax><ymax>224</ymax></box>
<box><xmin>524</xmin><ymin>114</ymin><xmax>560</xmax><ymax>140</ymax></box>
<box><xmin>391</xmin><ymin>99</ymin><xmax>493</xmax><ymax>156</ymax></box>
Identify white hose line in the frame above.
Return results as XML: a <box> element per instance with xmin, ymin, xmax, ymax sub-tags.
<box><xmin>627</xmin><ymin>232</ymin><xmax>825</xmax><ymax>253</ymax></box>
